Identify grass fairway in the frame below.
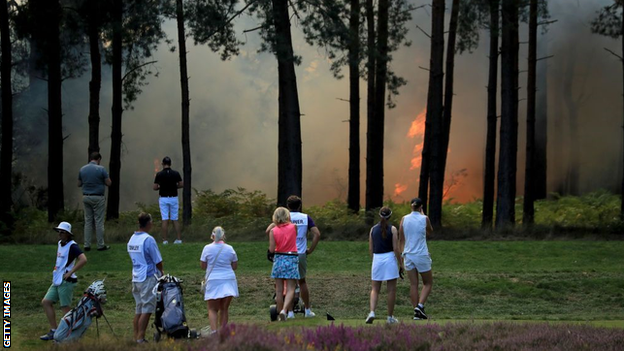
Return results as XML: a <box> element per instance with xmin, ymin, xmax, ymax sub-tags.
<box><xmin>3</xmin><ymin>240</ymin><xmax>624</xmax><ymax>350</ymax></box>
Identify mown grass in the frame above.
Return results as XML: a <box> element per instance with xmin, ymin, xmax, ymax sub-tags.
<box><xmin>3</xmin><ymin>240</ymin><xmax>624</xmax><ymax>350</ymax></box>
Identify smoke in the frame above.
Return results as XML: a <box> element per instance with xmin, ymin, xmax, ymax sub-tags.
<box><xmin>13</xmin><ymin>0</ymin><xmax>622</xmax><ymax>211</ymax></box>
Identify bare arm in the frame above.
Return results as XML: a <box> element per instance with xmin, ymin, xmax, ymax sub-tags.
<box><xmin>200</xmin><ymin>260</ymin><xmax>207</xmax><ymax>270</ymax></box>
<box><xmin>64</xmin><ymin>253</ymin><xmax>87</xmax><ymax>280</ymax></box>
<box><xmin>77</xmin><ymin>179</ymin><xmax>82</xmax><ymax>187</ymax></box>
<box><xmin>105</xmin><ymin>178</ymin><xmax>112</xmax><ymax>187</ymax></box>
<box><xmin>156</xmin><ymin>261</ymin><xmax>164</xmax><ymax>276</ymax></box>
<box><xmin>392</xmin><ymin>226</ymin><xmax>402</xmax><ymax>267</ymax></box>
<box><xmin>306</xmin><ymin>227</ymin><xmax>321</xmax><ymax>255</ymax></box>
<box><xmin>265</xmin><ymin>223</ymin><xmax>276</xmax><ymax>237</ymax></box>
<box><xmin>177</xmin><ymin>181</ymin><xmax>184</xmax><ymax>189</ymax></box>
<box><xmin>269</xmin><ymin>229</ymin><xmax>276</xmax><ymax>253</ymax></box>
<box><xmin>231</xmin><ymin>261</ymin><xmax>238</xmax><ymax>271</ymax></box>
<box><xmin>398</xmin><ymin>217</ymin><xmax>406</xmax><ymax>253</ymax></box>
<box><xmin>153</xmin><ymin>183</ymin><xmax>159</xmax><ymax>191</ymax></box>
<box><xmin>425</xmin><ymin>217</ymin><xmax>433</xmax><ymax>237</ymax></box>
<box><xmin>368</xmin><ymin>228</ymin><xmax>374</xmax><ymax>258</ymax></box>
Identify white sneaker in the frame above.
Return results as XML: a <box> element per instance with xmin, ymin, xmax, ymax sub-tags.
<box><xmin>387</xmin><ymin>316</ymin><xmax>398</xmax><ymax>324</ymax></box>
<box><xmin>365</xmin><ymin>311</ymin><xmax>375</xmax><ymax>324</ymax></box>
<box><xmin>304</xmin><ymin>309</ymin><xmax>316</xmax><ymax>318</ymax></box>
<box><xmin>287</xmin><ymin>311</ymin><xmax>295</xmax><ymax>319</ymax></box>
<box><xmin>278</xmin><ymin>311</ymin><xmax>287</xmax><ymax>322</ymax></box>
<box><xmin>174</xmin><ymin>239</ymin><xmax>182</xmax><ymax>244</ymax></box>
<box><xmin>163</xmin><ymin>240</ymin><xmax>169</xmax><ymax>245</ymax></box>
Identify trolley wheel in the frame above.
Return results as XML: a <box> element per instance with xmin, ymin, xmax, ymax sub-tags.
<box><xmin>154</xmin><ymin>331</ymin><xmax>161</xmax><ymax>342</ymax></box>
<box><xmin>270</xmin><ymin>304</ymin><xmax>278</xmax><ymax>321</ymax></box>
<box><xmin>189</xmin><ymin>329</ymin><xmax>198</xmax><ymax>339</ymax></box>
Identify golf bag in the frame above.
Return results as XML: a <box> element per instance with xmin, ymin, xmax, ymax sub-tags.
<box><xmin>54</xmin><ymin>280</ymin><xmax>107</xmax><ymax>343</ymax></box>
<box><xmin>269</xmin><ymin>283</ymin><xmax>303</xmax><ymax>321</ymax></box>
<box><xmin>153</xmin><ymin>274</ymin><xmax>197</xmax><ymax>341</ymax></box>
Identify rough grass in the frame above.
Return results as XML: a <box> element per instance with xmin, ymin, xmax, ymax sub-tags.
<box><xmin>3</xmin><ymin>241</ymin><xmax>624</xmax><ymax>350</ymax></box>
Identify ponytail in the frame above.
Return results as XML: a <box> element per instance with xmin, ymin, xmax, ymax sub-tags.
<box><xmin>212</xmin><ymin>226</ymin><xmax>225</xmax><ymax>241</ymax></box>
<box><xmin>378</xmin><ymin>207</ymin><xmax>392</xmax><ymax>239</ymax></box>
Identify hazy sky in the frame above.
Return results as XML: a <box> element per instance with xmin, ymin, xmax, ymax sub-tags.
<box><xmin>22</xmin><ymin>0</ymin><xmax>621</xmax><ymax>210</ymax></box>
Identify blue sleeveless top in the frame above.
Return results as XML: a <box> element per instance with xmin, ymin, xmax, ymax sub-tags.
<box><xmin>371</xmin><ymin>223</ymin><xmax>394</xmax><ymax>254</ymax></box>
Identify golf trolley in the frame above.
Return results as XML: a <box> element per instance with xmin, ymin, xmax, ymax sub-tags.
<box><xmin>153</xmin><ymin>274</ymin><xmax>198</xmax><ymax>341</ymax></box>
<box><xmin>269</xmin><ymin>283</ymin><xmax>304</xmax><ymax>321</ymax></box>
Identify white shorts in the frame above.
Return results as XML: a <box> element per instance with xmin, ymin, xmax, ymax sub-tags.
<box><xmin>159</xmin><ymin>197</ymin><xmax>179</xmax><ymax>221</ymax></box>
<box><xmin>371</xmin><ymin>252</ymin><xmax>399</xmax><ymax>281</ymax></box>
<box><xmin>204</xmin><ymin>279</ymin><xmax>239</xmax><ymax>301</ymax></box>
<box><xmin>403</xmin><ymin>253</ymin><xmax>432</xmax><ymax>273</ymax></box>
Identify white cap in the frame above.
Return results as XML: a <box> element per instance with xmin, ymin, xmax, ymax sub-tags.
<box><xmin>54</xmin><ymin>222</ymin><xmax>73</xmax><ymax>235</ymax></box>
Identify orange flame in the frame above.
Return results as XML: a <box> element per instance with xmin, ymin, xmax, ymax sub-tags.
<box><xmin>409</xmin><ymin>109</ymin><xmax>427</xmax><ymax>170</ymax></box>
<box><xmin>394</xmin><ymin>183</ymin><xmax>408</xmax><ymax>197</ymax></box>
<box><xmin>407</xmin><ymin>110</ymin><xmax>427</xmax><ymax>138</ymax></box>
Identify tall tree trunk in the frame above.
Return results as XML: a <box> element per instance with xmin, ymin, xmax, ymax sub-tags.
<box><xmin>347</xmin><ymin>0</ymin><xmax>360</xmax><ymax>213</ymax></box>
<box><xmin>46</xmin><ymin>0</ymin><xmax>64</xmax><ymax>222</ymax></box>
<box><xmin>495</xmin><ymin>0</ymin><xmax>519</xmax><ymax>229</ymax></box>
<box><xmin>0</xmin><ymin>0</ymin><xmax>13</xmax><ymax>223</ymax></box>
<box><xmin>523</xmin><ymin>0</ymin><xmax>537</xmax><ymax>225</ymax></box>
<box><xmin>621</xmin><ymin>7</ymin><xmax>624</xmax><ymax>220</ymax></box>
<box><xmin>534</xmin><ymin>32</ymin><xmax>548</xmax><ymax>200</ymax></box>
<box><xmin>482</xmin><ymin>0</ymin><xmax>499</xmax><ymax>229</ymax></box>
<box><xmin>364</xmin><ymin>0</ymin><xmax>376</xmax><ymax>211</ymax></box>
<box><xmin>176</xmin><ymin>0</ymin><xmax>192</xmax><ymax>226</ymax></box>
<box><xmin>107</xmin><ymin>0</ymin><xmax>123</xmax><ymax>220</ymax></box>
<box><xmin>430</xmin><ymin>0</ymin><xmax>459</xmax><ymax>227</ymax></box>
<box><xmin>367</xmin><ymin>0</ymin><xmax>389</xmax><ymax>210</ymax></box>
<box><xmin>419</xmin><ymin>0</ymin><xmax>445</xmax><ymax>215</ymax></box>
<box><xmin>272</xmin><ymin>0</ymin><xmax>302</xmax><ymax>206</ymax></box>
<box><xmin>87</xmin><ymin>20</ymin><xmax>101</xmax><ymax>158</ymax></box>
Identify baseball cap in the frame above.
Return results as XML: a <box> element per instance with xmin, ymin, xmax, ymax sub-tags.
<box><xmin>410</xmin><ymin>198</ymin><xmax>423</xmax><ymax>207</ymax></box>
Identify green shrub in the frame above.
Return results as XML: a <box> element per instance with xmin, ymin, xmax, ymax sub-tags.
<box><xmin>2</xmin><ymin>190</ymin><xmax>622</xmax><ymax>244</ymax></box>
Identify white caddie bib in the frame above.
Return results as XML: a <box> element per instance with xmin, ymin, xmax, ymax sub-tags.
<box><xmin>128</xmin><ymin>233</ymin><xmax>150</xmax><ymax>282</ymax></box>
<box><xmin>52</xmin><ymin>240</ymin><xmax>77</xmax><ymax>286</ymax></box>
<box><xmin>290</xmin><ymin>212</ymin><xmax>309</xmax><ymax>254</ymax></box>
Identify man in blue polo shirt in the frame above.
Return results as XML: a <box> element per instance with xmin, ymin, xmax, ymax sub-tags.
<box><xmin>78</xmin><ymin>152</ymin><xmax>112</xmax><ymax>251</ymax></box>
<box><xmin>128</xmin><ymin>212</ymin><xmax>163</xmax><ymax>343</ymax></box>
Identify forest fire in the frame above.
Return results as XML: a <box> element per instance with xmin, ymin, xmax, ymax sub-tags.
<box><xmin>394</xmin><ymin>109</ymin><xmax>427</xmax><ymax>198</ymax></box>
<box><xmin>393</xmin><ymin>109</ymin><xmax>467</xmax><ymax>201</ymax></box>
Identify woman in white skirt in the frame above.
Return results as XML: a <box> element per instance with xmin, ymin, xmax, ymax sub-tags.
<box><xmin>200</xmin><ymin>226</ymin><xmax>239</xmax><ymax>331</ymax></box>
<box><xmin>366</xmin><ymin>207</ymin><xmax>402</xmax><ymax>324</ymax></box>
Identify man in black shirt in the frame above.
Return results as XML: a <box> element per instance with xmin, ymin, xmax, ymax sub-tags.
<box><xmin>153</xmin><ymin>156</ymin><xmax>183</xmax><ymax>244</ymax></box>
